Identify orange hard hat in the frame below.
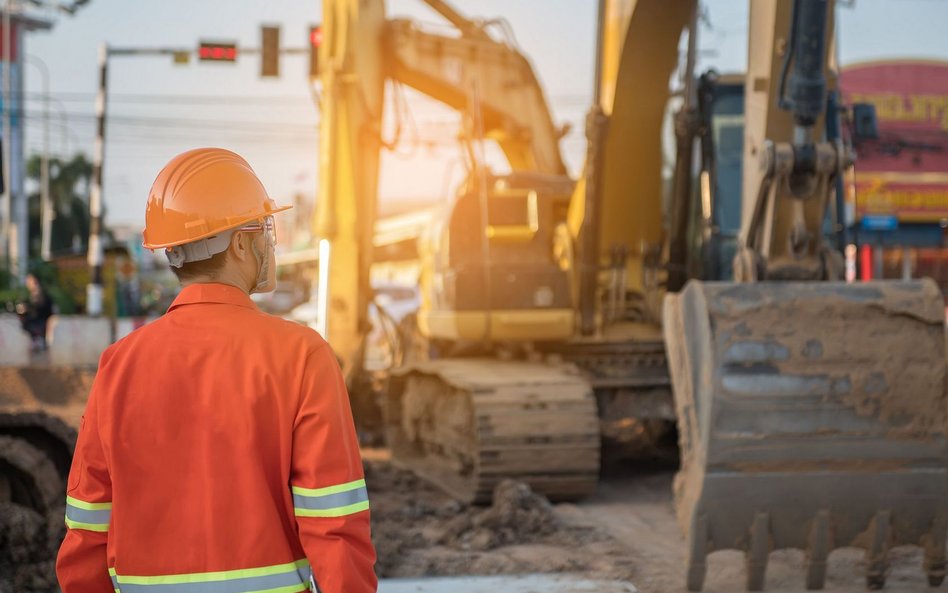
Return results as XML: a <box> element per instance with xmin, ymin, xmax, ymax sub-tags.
<box><xmin>143</xmin><ymin>147</ymin><xmax>291</xmax><ymax>249</ymax></box>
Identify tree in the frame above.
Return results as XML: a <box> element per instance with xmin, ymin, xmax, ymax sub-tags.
<box><xmin>25</xmin><ymin>153</ymin><xmax>93</xmax><ymax>258</ymax></box>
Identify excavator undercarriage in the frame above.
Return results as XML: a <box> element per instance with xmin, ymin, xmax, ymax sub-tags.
<box><xmin>388</xmin><ymin>360</ymin><xmax>600</xmax><ymax>503</ymax></box>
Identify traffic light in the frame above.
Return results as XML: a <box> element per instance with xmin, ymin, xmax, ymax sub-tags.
<box><xmin>260</xmin><ymin>25</ymin><xmax>280</xmax><ymax>78</ymax></box>
<box><xmin>309</xmin><ymin>25</ymin><xmax>322</xmax><ymax>77</ymax></box>
<box><xmin>198</xmin><ymin>41</ymin><xmax>238</xmax><ymax>62</ymax></box>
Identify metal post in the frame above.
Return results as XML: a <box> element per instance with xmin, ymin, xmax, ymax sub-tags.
<box><xmin>316</xmin><ymin>238</ymin><xmax>330</xmax><ymax>338</ymax></box>
<box><xmin>10</xmin><ymin>5</ymin><xmax>24</xmax><ymax>282</ymax></box>
<box><xmin>86</xmin><ymin>42</ymin><xmax>107</xmax><ymax>315</ymax></box>
<box><xmin>1</xmin><ymin>0</ymin><xmax>10</xmax><ymax>278</ymax></box>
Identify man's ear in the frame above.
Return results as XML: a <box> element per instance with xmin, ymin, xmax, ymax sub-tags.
<box><xmin>229</xmin><ymin>232</ymin><xmax>251</xmax><ymax>262</ymax></box>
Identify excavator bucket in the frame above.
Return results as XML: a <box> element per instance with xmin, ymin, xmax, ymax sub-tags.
<box><xmin>663</xmin><ymin>279</ymin><xmax>947</xmax><ymax>591</ymax></box>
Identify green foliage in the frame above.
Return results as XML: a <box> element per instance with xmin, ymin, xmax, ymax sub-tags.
<box><xmin>0</xmin><ymin>265</ymin><xmax>26</xmax><ymax>313</ymax></box>
<box><xmin>25</xmin><ymin>153</ymin><xmax>94</xmax><ymax>258</ymax></box>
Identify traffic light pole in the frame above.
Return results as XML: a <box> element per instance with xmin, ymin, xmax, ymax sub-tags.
<box><xmin>85</xmin><ymin>40</ymin><xmax>309</xmax><ymax>315</ymax></box>
<box><xmin>87</xmin><ymin>44</ymin><xmax>192</xmax><ymax>316</ymax></box>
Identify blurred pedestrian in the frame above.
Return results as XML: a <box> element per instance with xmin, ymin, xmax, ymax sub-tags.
<box><xmin>16</xmin><ymin>273</ymin><xmax>53</xmax><ymax>350</ymax></box>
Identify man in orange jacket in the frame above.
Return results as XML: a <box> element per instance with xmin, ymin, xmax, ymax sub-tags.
<box><xmin>56</xmin><ymin>148</ymin><xmax>377</xmax><ymax>593</ymax></box>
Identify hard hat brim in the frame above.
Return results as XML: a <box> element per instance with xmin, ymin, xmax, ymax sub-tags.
<box><xmin>143</xmin><ymin>204</ymin><xmax>292</xmax><ymax>250</ymax></box>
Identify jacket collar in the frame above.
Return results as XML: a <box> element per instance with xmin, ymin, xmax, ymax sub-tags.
<box><xmin>168</xmin><ymin>283</ymin><xmax>256</xmax><ymax>312</ymax></box>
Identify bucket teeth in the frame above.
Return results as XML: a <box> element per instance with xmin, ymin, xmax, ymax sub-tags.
<box><xmin>746</xmin><ymin>512</ymin><xmax>771</xmax><ymax>591</ymax></box>
<box><xmin>924</xmin><ymin>512</ymin><xmax>948</xmax><ymax>587</ymax></box>
<box><xmin>864</xmin><ymin>510</ymin><xmax>892</xmax><ymax>590</ymax></box>
<box><xmin>804</xmin><ymin>510</ymin><xmax>831</xmax><ymax>590</ymax></box>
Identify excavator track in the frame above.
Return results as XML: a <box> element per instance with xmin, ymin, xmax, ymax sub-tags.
<box><xmin>386</xmin><ymin>359</ymin><xmax>600</xmax><ymax>503</ymax></box>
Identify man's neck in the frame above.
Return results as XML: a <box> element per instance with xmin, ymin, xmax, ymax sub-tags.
<box><xmin>181</xmin><ymin>276</ymin><xmax>251</xmax><ymax>294</ymax></box>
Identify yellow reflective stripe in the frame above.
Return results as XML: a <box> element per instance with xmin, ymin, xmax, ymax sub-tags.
<box><xmin>244</xmin><ymin>585</ymin><xmax>307</xmax><ymax>593</ymax></box>
<box><xmin>108</xmin><ymin>568</ymin><xmax>117</xmax><ymax>576</ymax></box>
<box><xmin>295</xmin><ymin>500</ymin><xmax>370</xmax><ymax>518</ymax></box>
<box><xmin>291</xmin><ymin>478</ymin><xmax>365</xmax><ymax>497</ymax></box>
<box><xmin>66</xmin><ymin>495</ymin><xmax>112</xmax><ymax>510</ymax></box>
<box><xmin>65</xmin><ymin>517</ymin><xmax>109</xmax><ymax>532</ymax></box>
<box><xmin>117</xmin><ymin>559</ymin><xmax>310</xmax><ymax>586</ymax></box>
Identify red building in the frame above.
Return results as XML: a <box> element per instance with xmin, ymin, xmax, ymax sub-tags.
<box><xmin>840</xmin><ymin>59</ymin><xmax>948</xmax><ymax>295</ymax></box>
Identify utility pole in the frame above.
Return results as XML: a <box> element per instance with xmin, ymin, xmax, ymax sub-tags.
<box><xmin>1</xmin><ymin>0</ymin><xmax>11</xmax><ymax>281</ymax></box>
<box><xmin>86</xmin><ymin>41</ymin><xmax>107</xmax><ymax>315</ymax></box>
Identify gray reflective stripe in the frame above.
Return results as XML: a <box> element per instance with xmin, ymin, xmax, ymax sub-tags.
<box><xmin>111</xmin><ymin>573</ymin><xmax>120</xmax><ymax>590</ymax></box>
<box><xmin>114</xmin><ymin>564</ymin><xmax>311</xmax><ymax>593</ymax></box>
<box><xmin>65</xmin><ymin>503</ymin><xmax>111</xmax><ymax>525</ymax></box>
<box><xmin>293</xmin><ymin>485</ymin><xmax>368</xmax><ymax>511</ymax></box>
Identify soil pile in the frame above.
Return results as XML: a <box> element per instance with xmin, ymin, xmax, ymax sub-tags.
<box><xmin>0</xmin><ymin>503</ymin><xmax>60</xmax><ymax>593</ymax></box>
<box><xmin>365</xmin><ymin>455</ymin><xmax>633</xmax><ymax>580</ymax></box>
<box><xmin>0</xmin><ymin>367</ymin><xmax>94</xmax><ymax>426</ymax></box>
<box><xmin>440</xmin><ymin>480</ymin><xmax>559</xmax><ymax>551</ymax></box>
<box><xmin>0</xmin><ymin>367</ymin><xmax>91</xmax><ymax>593</ymax></box>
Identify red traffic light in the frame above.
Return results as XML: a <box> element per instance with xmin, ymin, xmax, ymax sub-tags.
<box><xmin>309</xmin><ymin>25</ymin><xmax>321</xmax><ymax>77</ymax></box>
<box><xmin>198</xmin><ymin>42</ymin><xmax>238</xmax><ymax>62</ymax></box>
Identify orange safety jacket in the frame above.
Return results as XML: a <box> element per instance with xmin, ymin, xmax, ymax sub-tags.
<box><xmin>56</xmin><ymin>283</ymin><xmax>377</xmax><ymax>593</ymax></box>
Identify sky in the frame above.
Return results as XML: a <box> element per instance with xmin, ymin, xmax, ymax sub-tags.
<box><xmin>15</xmin><ymin>0</ymin><xmax>948</xmax><ymax>228</ymax></box>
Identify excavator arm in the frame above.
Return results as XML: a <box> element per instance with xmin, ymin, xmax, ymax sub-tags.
<box><xmin>736</xmin><ymin>0</ymin><xmax>845</xmax><ymax>280</ymax></box>
<box><xmin>386</xmin><ymin>13</ymin><xmax>567</xmax><ymax>175</ymax></box>
<box><xmin>315</xmin><ymin>0</ymin><xmax>386</xmax><ymax>376</ymax></box>
<box><xmin>316</xmin><ymin>0</ymin><xmax>567</xmax><ymax>376</ymax></box>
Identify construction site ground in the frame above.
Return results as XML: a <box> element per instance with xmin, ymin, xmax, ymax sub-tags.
<box><xmin>0</xmin><ymin>368</ymin><xmax>937</xmax><ymax>593</ymax></box>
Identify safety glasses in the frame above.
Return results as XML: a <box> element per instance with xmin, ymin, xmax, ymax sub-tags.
<box><xmin>239</xmin><ymin>215</ymin><xmax>277</xmax><ymax>247</ymax></box>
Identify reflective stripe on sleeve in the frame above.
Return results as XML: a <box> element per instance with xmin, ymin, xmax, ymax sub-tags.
<box><xmin>110</xmin><ymin>559</ymin><xmax>312</xmax><ymax>593</ymax></box>
<box><xmin>65</xmin><ymin>495</ymin><xmax>111</xmax><ymax>532</ymax></box>
<box><xmin>292</xmin><ymin>478</ymin><xmax>369</xmax><ymax>517</ymax></box>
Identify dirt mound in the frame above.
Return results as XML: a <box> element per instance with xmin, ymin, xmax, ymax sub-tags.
<box><xmin>0</xmin><ymin>367</ymin><xmax>92</xmax><ymax>592</ymax></box>
<box><xmin>0</xmin><ymin>367</ymin><xmax>94</xmax><ymax>409</ymax></box>
<box><xmin>441</xmin><ymin>480</ymin><xmax>559</xmax><ymax>551</ymax></box>
<box><xmin>0</xmin><ymin>367</ymin><xmax>94</xmax><ymax>429</ymax></box>
<box><xmin>0</xmin><ymin>503</ymin><xmax>59</xmax><ymax>593</ymax></box>
<box><xmin>365</xmin><ymin>455</ymin><xmax>633</xmax><ymax>580</ymax></box>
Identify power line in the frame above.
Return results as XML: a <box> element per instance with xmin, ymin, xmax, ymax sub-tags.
<box><xmin>17</xmin><ymin>90</ymin><xmax>594</xmax><ymax>107</ymax></box>
<box><xmin>21</xmin><ymin>91</ymin><xmax>317</xmax><ymax>105</ymax></box>
<box><xmin>18</xmin><ymin>110</ymin><xmax>318</xmax><ymax>135</ymax></box>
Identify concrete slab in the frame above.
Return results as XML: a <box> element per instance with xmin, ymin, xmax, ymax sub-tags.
<box><xmin>0</xmin><ymin>314</ymin><xmax>30</xmax><ymax>365</ymax></box>
<box><xmin>377</xmin><ymin>574</ymin><xmax>637</xmax><ymax>593</ymax></box>
<box><xmin>114</xmin><ymin>316</ymin><xmax>155</xmax><ymax>341</ymax></box>
<box><xmin>48</xmin><ymin>315</ymin><xmax>111</xmax><ymax>366</ymax></box>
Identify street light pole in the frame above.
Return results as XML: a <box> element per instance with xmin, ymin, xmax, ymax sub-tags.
<box><xmin>25</xmin><ymin>53</ymin><xmax>49</xmax><ymax>261</ymax></box>
<box><xmin>86</xmin><ymin>41</ymin><xmax>106</xmax><ymax>315</ymax></box>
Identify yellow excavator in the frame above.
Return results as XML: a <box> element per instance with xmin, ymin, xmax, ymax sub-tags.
<box><xmin>314</xmin><ymin>0</ymin><xmax>947</xmax><ymax>590</ymax></box>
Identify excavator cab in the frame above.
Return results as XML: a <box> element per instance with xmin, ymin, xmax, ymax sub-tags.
<box><xmin>690</xmin><ymin>73</ymin><xmax>745</xmax><ymax>283</ymax></box>
<box><xmin>417</xmin><ymin>171</ymin><xmax>576</xmax><ymax>344</ymax></box>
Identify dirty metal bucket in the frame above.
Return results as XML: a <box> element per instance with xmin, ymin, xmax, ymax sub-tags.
<box><xmin>663</xmin><ymin>280</ymin><xmax>947</xmax><ymax>591</ymax></box>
